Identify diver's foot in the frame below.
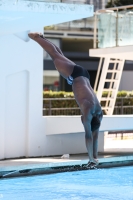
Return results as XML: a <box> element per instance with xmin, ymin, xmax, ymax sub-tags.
<box><xmin>28</xmin><ymin>32</ymin><xmax>43</xmax><ymax>40</ymax></box>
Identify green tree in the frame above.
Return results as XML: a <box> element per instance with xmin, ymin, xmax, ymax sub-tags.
<box><xmin>106</xmin><ymin>0</ymin><xmax>133</xmax><ymax>8</ymax></box>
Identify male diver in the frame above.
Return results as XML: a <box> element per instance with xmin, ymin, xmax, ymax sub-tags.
<box><xmin>28</xmin><ymin>32</ymin><xmax>103</xmax><ymax>168</ymax></box>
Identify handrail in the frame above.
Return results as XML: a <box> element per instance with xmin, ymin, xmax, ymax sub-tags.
<box><xmin>43</xmin><ymin>97</ymin><xmax>133</xmax><ymax>115</ymax></box>
<box><xmin>43</xmin><ymin>97</ymin><xmax>75</xmax><ymax>100</ymax></box>
<box><xmin>93</xmin><ymin>5</ymin><xmax>133</xmax><ymax>49</ymax></box>
<box><xmin>98</xmin><ymin>5</ymin><xmax>133</xmax><ymax>12</ymax></box>
<box><xmin>18</xmin><ymin>0</ymin><xmax>88</xmax><ymax>3</ymax></box>
<box><xmin>43</xmin><ymin>97</ymin><xmax>133</xmax><ymax>100</ymax></box>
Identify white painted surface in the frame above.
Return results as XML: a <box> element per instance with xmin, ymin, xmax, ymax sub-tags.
<box><xmin>0</xmin><ymin>1</ymin><xmax>93</xmax><ymax>36</ymax></box>
<box><xmin>90</xmin><ymin>45</ymin><xmax>133</xmax><ymax>61</ymax></box>
<box><xmin>43</xmin><ymin>115</ymin><xmax>133</xmax><ymax>155</ymax></box>
<box><xmin>0</xmin><ymin>35</ymin><xmax>45</xmax><ymax>159</ymax></box>
<box><xmin>43</xmin><ymin>70</ymin><xmax>59</xmax><ymax>77</ymax></box>
<box><xmin>44</xmin><ymin>115</ymin><xmax>133</xmax><ymax>135</ymax></box>
<box><xmin>5</xmin><ymin>71</ymin><xmax>28</xmax><ymax>158</ymax></box>
<box><xmin>105</xmin><ymin>139</ymin><xmax>133</xmax><ymax>152</ymax></box>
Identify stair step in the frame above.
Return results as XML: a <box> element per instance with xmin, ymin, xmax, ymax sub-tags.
<box><xmin>107</xmin><ymin>70</ymin><xmax>121</xmax><ymax>73</ymax></box>
<box><xmin>102</xmin><ymin>107</ymin><xmax>112</xmax><ymax>110</ymax></box>
<box><xmin>103</xmin><ymin>89</ymin><xmax>116</xmax><ymax>91</ymax></box>
<box><xmin>95</xmin><ymin>57</ymin><xmax>125</xmax><ymax>115</ymax></box>
<box><xmin>105</xmin><ymin>79</ymin><xmax>118</xmax><ymax>82</ymax></box>
<box><xmin>109</xmin><ymin>60</ymin><xmax>122</xmax><ymax>63</ymax></box>
<box><xmin>101</xmin><ymin>97</ymin><xmax>114</xmax><ymax>101</ymax></box>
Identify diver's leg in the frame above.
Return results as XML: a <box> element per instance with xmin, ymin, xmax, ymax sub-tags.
<box><xmin>28</xmin><ymin>32</ymin><xmax>75</xmax><ymax>78</ymax></box>
<box><xmin>92</xmin><ymin>129</ymin><xmax>99</xmax><ymax>159</ymax></box>
<box><xmin>81</xmin><ymin>104</ymin><xmax>94</xmax><ymax>162</ymax></box>
<box><xmin>39</xmin><ymin>34</ymin><xmax>64</xmax><ymax>55</ymax></box>
<box><xmin>80</xmin><ymin>100</ymin><xmax>98</xmax><ymax>166</ymax></box>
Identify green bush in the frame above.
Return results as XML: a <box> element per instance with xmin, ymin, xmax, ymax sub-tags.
<box><xmin>43</xmin><ymin>91</ymin><xmax>74</xmax><ymax>98</ymax></box>
<box><xmin>129</xmin><ymin>91</ymin><xmax>133</xmax><ymax>97</ymax></box>
<box><xmin>117</xmin><ymin>91</ymin><xmax>128</xmax><ymax>97</ymax></box>
<box><xmin>43</xmin><ymin>90</ymin><xmax>133</xmax><ymax>115</ymax></box>
<box><xmin>43</xmin><ymin>91</ymin><xmax>78</xmax><ymax>115</ymax></box>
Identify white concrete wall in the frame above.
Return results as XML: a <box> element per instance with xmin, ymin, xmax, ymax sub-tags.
<box><xmin>0</xmin><ymin>34</ymin><xmax>46</xmax><ymax>159</ymax></box>
<box><xmin>90</xmin><ymin>45</ymin><xmax>133</xmax><ymax>61</ymax></box>
<box><xmin>44</xmin><ymin>115</ymin><xmax>133</xmax><ymax>135</ymax></box>
<box><xmin>43</xmin><ymin>115</ymin><xmax>133</xmax><ymax>156</ymax></box>
<box><xmin>119</xmin><ymin>71</ymin><xmax>133</xmax><ymax>91</ymax></box>
<box><xmin>0</xmin><ymin>2</ymin><xmax>93</xmax><ymax>36</ymax></box>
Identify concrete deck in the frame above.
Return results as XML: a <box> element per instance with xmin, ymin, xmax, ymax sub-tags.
<box><xmin>0</xmin><ymin>152</ymin><xmax>133</xmax><ymax>179</ymax></box>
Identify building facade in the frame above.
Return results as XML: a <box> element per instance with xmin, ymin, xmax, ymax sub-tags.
<box><xmin>43</xmin><ymin>0</ymin><xmax>133</xmax><ymax>92</ymax></box>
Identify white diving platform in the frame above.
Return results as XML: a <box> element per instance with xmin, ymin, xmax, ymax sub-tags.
<box><xmin>0</xmin><ymin>0</ymin><xmax>93</xmax><ymax>37</ymax></box>
<box><xmin>90</xmin><ymin>45</ymin><xmax>133</xmax><ymax>61</ymax></box>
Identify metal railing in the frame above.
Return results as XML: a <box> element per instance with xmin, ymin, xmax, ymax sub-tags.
<box><xmin>43</xmin><ymin>98</ymin><xmax>81</xmax><ymax>115</ymax></box>
<box><xmin>108</xmin><ymin>130</ymin><xmax>133</xmax><ymax>139</ymax></box>
<box><xmin>16</xmin><ymin>0</ymin><xmax>89</xmax><ymax>3</ymax></box>
<box><xmin>93</xmin><ymin>5</ymin><xmax>133</xmax><ymax>48</ymax></box>
<box><xmin>114</xmin><ymin>97</ymin><xmax>133</xmax><ymax>115</ymax></box>
<box><xmin>44</xmin><ymin>17</ymin><xmax>94</xmax><ymax>32</ymax></box>
<box><xmin>43</xmin><ymin>97</ymin><xmax>133</xmax><ymax>116</ymax></box>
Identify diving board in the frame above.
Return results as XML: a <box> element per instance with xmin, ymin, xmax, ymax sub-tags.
<box><xmin>0</xmin><ymin>0</ymin><xmax>93</xmax><ymax>37</ymax></box>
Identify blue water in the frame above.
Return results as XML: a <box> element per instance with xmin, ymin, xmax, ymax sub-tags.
<box><xmin>0</xmin><ymin>166</ymin><xmax>133</xmax><ymax>200</ymax></box>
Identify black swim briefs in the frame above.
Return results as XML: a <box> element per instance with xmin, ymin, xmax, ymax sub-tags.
<box><xmin>67</xmin><ymin>65</ymin><xmax>90</xmax><ymax>85</ymax></box>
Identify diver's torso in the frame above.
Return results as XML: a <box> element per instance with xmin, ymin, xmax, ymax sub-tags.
<box><xmin>72</xmin><ymin>76</ymin><xmax>102</xmax><ymax>115</ymax></box>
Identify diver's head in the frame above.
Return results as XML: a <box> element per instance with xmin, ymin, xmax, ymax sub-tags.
<box><xmin>91</xmin><ymin>116</ymin><xmax>101</xmax><ymax>132</ymax></box>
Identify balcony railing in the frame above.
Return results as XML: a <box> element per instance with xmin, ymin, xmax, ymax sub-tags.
<box><xmin>43</xmin><ymin>97</ymin><xmax>133</xmax><ymax>116</ymax></box>
<box><xmin>93</xmin><ymin>5</ymin><xmax>133</xmax><ymax>48</ymax></box>
<box><xmin>14</xmin><ymin>0</ymin><xmax>89</xmax><ymax>3</ymax></box>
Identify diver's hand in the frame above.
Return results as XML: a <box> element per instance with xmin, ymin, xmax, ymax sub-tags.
<box><xmin>87</xmin><ymin>159</ymin><xmax>99</xmax><ymax>169</ymax></box>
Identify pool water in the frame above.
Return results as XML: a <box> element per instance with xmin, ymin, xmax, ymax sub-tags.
<box><xmin>0</xmin><ymin>166</ymin><xmax>133</xmax><ymax>200</ymax></box>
